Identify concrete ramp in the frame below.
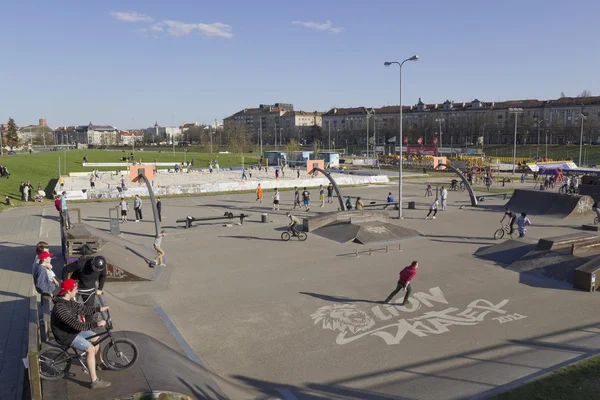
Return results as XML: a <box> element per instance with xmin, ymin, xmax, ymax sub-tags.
<box><xmin>354</xmin><ymin>222</ymin><xmax>421</xmax><ymax>245</ymax></box>
<box><xmin>475</xmin><ymin>238</ymin><xmax>537</xmax><ymax>265</ymax></box>
<box><xmin>313</xmin><ymin>221</ymin><xmax>420</xmax><ymax>244</ymax></box>
<box><xmin>76</xmin><ymin>224</ymin><xmax>157</xmax><ymax>281</ymax></box>
<box><xmin>505</xmin><ymin>189</ymin><xmax>595</xmax><ymax>219</ymax></box>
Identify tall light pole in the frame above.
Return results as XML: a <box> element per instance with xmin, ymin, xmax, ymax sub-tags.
<box><xmin>435</xmin><ymin>118</ymin><xmax>443</xmax><ymax>151</ymax></box>
<box><xmin>366</xmin><ymin>109</ymin><xmax>374</xmax><ymax>158</ymax></box>
<box><xmin>509</xmin><ymin>108</ymin><xmax>523</xmax><ymax>173</ymax></box>
<box><xmin>579</xmin><ymin>113</ymin><xmax>587</xmax><ymax>167</ymax></box>
<box><xmin>384</xmin><ymin>54</ymin><xmax>419</xmax><ymax>219</ymax></box>
<box><xmin>536</xmin><ymin>119</ymin><xmax>543</xmax><ymax>159</ymax></box>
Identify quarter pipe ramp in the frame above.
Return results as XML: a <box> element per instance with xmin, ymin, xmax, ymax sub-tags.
<box><xmin>505</xmin><ymin>189</ymin><xmax>595</xmax><ymax>219</ymax></box>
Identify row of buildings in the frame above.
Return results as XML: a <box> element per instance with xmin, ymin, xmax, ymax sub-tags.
<box><xmin>224</xmin><ymin>96</ymin><xmax>600</xmax><ymax>147</ymax></box>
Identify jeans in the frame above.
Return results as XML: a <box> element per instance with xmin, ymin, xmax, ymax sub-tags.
<box><xmin>426</xmin><ymin>208</ymin><xmax>437</xmax><ymax>217</ymax></box>
<box><xmin>385</xmin><ymin>282</ymin><xmax>412</xmax><ymax>304</ymax></box>
<box><xmin>289</xmin><ymin>223</ymin><xmax>298</xmax><ymax>236</ymax></box>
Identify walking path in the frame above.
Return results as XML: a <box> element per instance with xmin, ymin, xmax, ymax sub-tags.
<box><xmin>0</xmin><ymin>208</ymin><xmax>43</xmax><ymax>400</ymax></box>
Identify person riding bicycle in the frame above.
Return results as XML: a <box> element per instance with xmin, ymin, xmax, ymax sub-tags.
<box><xmin>500</xmin><ymin>208</ymin><xmax>517</xmax><ymax>235</ymax></box>
<box><xmin>450</xmin><ymin>179</ymin><xmax>459</xmax><ymax>190</ymax></box>
<box><xmin>61</xmin><ymin>254</ymin><xmax>107</xmax><ymax>322</ymax></box>
<box><xmin>562</xmin><ymin>177</ymin><xmax>571</xmax><ymax>193</ymax></box>
<box><xmin>286</xmin><ymin>212</ymin><xmax>301</xmax><ymax>236</ymax></box>
<box><xmin>51</xmin><ymin>279</ymin><xmax>111</xmax><ymax>389</ymax></box>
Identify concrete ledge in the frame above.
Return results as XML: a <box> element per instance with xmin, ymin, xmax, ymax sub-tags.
<box><xmin>582</xmin><ymin>224</ymin><xmax>600</xmax><ymax>232</ymax></box>
<box><xmin>303</xmin><ymin>210</ymin><xmax>389</xmax><ymax>232</ymax></box>
<box><xmin>536</xmin><ymin>232</ymin><xmax>600</xmax><ymax>251</ymax></box>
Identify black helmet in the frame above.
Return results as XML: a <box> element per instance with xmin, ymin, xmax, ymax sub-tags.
<box><xmin>92</xmin><ymin>256</ymin><xmax>106</xmax><ymax>272</ymax></box>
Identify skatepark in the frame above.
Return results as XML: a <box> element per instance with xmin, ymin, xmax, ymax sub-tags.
<box><xmin>5</xmin><ymin>171</ymin><xmax>600</xmax><ymax>400</ymax></box>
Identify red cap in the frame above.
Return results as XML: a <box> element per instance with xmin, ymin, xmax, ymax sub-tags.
<box><xmin>58</xmin><ymin>279</ymin><xmax>78</xmax><ymax>296</ymax></box>
<box><xmin>38</xmin><ymin>251</ymin><xmax>53</xmax><ymax>261</ymax></box>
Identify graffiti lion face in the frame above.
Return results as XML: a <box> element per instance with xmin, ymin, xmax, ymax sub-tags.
<box><xmin>311</xmin><ymin>304</ymin><xmax>375</xmax><ymax>334</ymax></box>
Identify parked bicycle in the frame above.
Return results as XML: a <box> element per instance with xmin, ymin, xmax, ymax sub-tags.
<box><xmin>558</xmin><ymin>185</ymin><xmax>578</xmax><ymax>195</ymax></box>
<box><xmin>38</xmin><ymin>297</ymin><xmax>138</xmax><ymax>380</ymax></box>
<box><xmin>281</xmin><ymin>227</ymin><xmax>307</xmax><ymax>241</ymax></box>
<box><xmin>494</xmin><ymin>224</ymin><xmax>514</xmax><ymax>240</ymax></box>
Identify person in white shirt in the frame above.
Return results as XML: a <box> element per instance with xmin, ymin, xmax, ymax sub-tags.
<box><xmin>272</xmin><ymin>189</ymin><xmax>280</xmax><ymax>210</ymax></box>
<box><xmin>117</xmin><ymin>198</ymin><xmax>129</xmax><ymax>223</ymax></box>
<box><xmin>516</xmin><ymin>212</ymin><xmax>531</xmax><ymax>237</ymax></box>
<box><xmin>441</xmin><ymin>186</ymin><xmax>448</xmax><ymax>211</ymax></box>
<box><xmin>426</xmin><ymin>199</ymin><xmax>439</xmax><ymax>219</ymax></box>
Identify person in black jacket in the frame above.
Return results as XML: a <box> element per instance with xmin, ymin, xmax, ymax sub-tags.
<box><xmin>156</xmin><ymin>197</ymin><xmax>162</xmax><ymax>222</ymax></box>
<box><xmin>51</xmin><ymin>279</ymin><xmax>111</xmax><ymax>389</ymax></box>
<box><xmin>61</xmin><ymin>255</ymin><xmax>107</xmax><ymax>321</ymax></box>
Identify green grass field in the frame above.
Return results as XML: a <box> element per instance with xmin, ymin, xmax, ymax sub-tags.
<box><xmin>0</xmin><ymin>149</ymin><xmax>258</xmax><ymax>211</ymax></box>
<box><xmin>492</xmin><ymin>355</ymin><xmax>600</xmax><ymax>400</ymax></box>
<box><xmin>483</xmin><ymin>144</ymin><xmax>600</xmax><ymax>165</ymax></box>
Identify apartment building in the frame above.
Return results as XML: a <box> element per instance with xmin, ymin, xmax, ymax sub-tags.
<box><xmin>322</xmin><ymin>96</ymin><xmax>600</xmax><ymax>147</ymax></box>
<box><xmin>54</xmin><ymin>123</ymin><xmax>119</xmax><ymax>145</ymax></box>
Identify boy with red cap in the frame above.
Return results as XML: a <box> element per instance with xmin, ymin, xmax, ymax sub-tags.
<box><xmin>383</xmin><ymin>261</ymin><xmax>419</xmax><ymax>305</ymax></box>
<box><xmin>51</xmin><ymin>279</ymin><xmax>111</xmax><ymax>389</ymax></box>
<box><xmin>33</xmin><ymin>250</ymin><xmax>57</xmax><ymax>297</ymax></box>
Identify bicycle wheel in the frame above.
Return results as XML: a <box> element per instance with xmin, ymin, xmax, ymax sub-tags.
<box><xmin>297</xmin><ymin>232</ymin><xmax>307</xmax><ymax>241</ymax></box>
<box><xmin>559</xmin><ymin>186</ymin><xmax>565</xmax><ymax>194</ymax></box>
<box><xmin>102</xmin><ymin>338</ymin><xmax>138</xmax><ymax>371</ymax></box>
<box><xmin>39</xmin><ymin>347</ymin><xmax>71</xmax><ymax>380</ymax></box>
<box><xmin>281</xmin><ymin>231</ymin><xmax>291</xmax><ymax>241</ymax></box>
<box><xmin>494</xmin><ymin>228</ymin><xmax>505</xmax><ymax>240</ymax></box>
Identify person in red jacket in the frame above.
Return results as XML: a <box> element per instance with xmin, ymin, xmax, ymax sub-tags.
<box><xmin>383</xmin><ymin>261</ymin><xmax>418</xmax><ymax>305</ymax></box>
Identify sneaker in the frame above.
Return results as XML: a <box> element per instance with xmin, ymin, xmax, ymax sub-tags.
<box><xmin>135</xmin><ymin>220</ymin><xmax>139</xmax><ymax>222</ymax></box>
<box><xmin>425</xmin><ymin>217</ymin><xmax>429</xmax><ymax>220</ymax></box>
<box><xmin>432</xmin><ymin>216</ymin><xmax>436</xmax><ymax>219</ymax></box>
<box><xmin>91</xmin><ymin>378</ymin><xmax>111</xmax><ymax>389</ymax></box>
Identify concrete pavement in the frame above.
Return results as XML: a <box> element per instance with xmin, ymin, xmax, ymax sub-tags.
<box><xmin>4</xmin><ymin>176</ymin><xmax>600</xmax><ymax>399</ymax></box>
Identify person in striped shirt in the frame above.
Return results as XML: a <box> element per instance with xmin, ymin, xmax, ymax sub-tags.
<box><xmin>51</xmin><ymin>279</ymin><xmax>111</xmax><ymax>389</ymax></box>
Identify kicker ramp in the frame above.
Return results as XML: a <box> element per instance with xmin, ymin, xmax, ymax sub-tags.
<box><xmin>505</xmin><ymin>189</ymin><xmax>595</xmax><ymax>219</ymax></box>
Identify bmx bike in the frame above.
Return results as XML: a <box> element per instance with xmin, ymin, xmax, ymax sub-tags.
<box><xmin>494</xmin><ymin>224</ymin><xmax>514</xmax><ymax>240</ymax></box>
<box><xmin>558</xmin><ymin>185</ymin><xmax>578</xmax><ymax>195</ymax></box>
<box><xmin>38</xmin><ymin>297</ymin><xmax>138</xmax><ymax>380</ymax></box>
<box><xmin>281</xmin><ymin>227</ymin><xmax>307</xmax><ymax>241</ymax></box>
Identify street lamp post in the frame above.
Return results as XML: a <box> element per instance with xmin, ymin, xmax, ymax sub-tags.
<box><xmin>536</xmin><ymin>119</ymin><xmax>543</xmax><ymax>159</ymax></box>
<box><xmin>579</xmin><ymin>113</ymin><xmax>587</xmax><ymax>167</ymax></box>
<box><xmin>435</xmin><ymin>118</ymin><xmax>443</xmax><ymax>151</ymax></box>
<box><xmin>384</xmin><ymin>55</ymin><xmax>419</xmax><ymax>219</ymax></box>
<box><xmin>509</xmin><ymin>108</ymin><xmax>523</xmax><ymax>173</ymax></box>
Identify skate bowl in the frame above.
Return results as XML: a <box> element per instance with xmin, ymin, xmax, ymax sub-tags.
<box><xmin>303</xmin><ymin>210</ymin><xmax>390</xmax><ymax>232</ymax></box>
<box><xmin>66</xmin><ymin>224</ymin><xmax>157</xmax><ymax>282</ymax></box>
<box><xmin>505</xmin><ymin>189</ymin><xmax>595</xmax><ymax>219</ymax></box>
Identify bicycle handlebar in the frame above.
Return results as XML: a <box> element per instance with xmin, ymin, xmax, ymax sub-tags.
<box><xmin>97</xmin><ymin>295</ymin><xmax>113</xmax><ymax>331</ymax></box>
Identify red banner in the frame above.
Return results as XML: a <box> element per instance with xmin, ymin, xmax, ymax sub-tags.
<box><xmin>417</xmin><ymin>136</ymin><xmax>423</xmax><ymax>145</ymax></box>
<box><xmin>406</xmin><ymin>146</ymin><xmax>438</xmax><ymax>156</ymax></box>
<box><xmin>403</xmin><ymin>136</ymin><xmax>409</xmax><ymax>145</ymax></box>
<box><xmin>433</xmin><ymin>136</ymin><xmax>439</xmax><ymax>145</ymax></box>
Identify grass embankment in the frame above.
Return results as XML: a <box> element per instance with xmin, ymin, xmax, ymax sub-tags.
<box><xmin>492</xmin><ymin>355</ymin><xmax>600</xmax><ymax>400</ymax></box>
<box><xmin>483</xmin><ymin>144</ymin><xmax>600</xmax><ymax>165</ymax></box>
<box><xmin>0</xmin><ymin>149</ymin><xmax>259</xmax><ymax>212</ymax></box>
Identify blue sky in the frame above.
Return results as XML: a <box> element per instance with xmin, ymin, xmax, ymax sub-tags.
<box><xmin>1</xmin><ymin>0</ymin><xmax>598</xmax><ymax>129</ymax></box>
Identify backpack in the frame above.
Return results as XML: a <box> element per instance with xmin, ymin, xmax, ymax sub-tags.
<box><xmin>54</xmin><ymin>198</ymin><xmax>61</xmax><ymax>212</ymax></box>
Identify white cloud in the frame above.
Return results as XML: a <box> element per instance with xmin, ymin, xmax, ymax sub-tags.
<box><xmin>150</xmin><ymin>23</ymin><xmax>164</xmax><ymax>32</ymax></box>
<box><xmin>162</xmin><ymin>20</ymin><xmax>233</xmax><ymax>38</ymax></box>
<box><xmin>111</xmin><ymin>11</ymin><xmax>154</xmax><ymax>22</ymax></box>
<box><xmin>292</xmin><ymin>20</ymin><xmax>342</xmax><ymax>33</ymax></box>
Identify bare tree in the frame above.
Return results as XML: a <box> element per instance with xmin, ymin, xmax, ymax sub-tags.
<box><xmin>577</xmin><ymin>90</ymin><xmax>593</xmax><ymax>98</ymax></box>
<box><xmin>285</xmin><ymin>138</ymin><xmax>300</xmax><ymax>155</ymax></box>
<box><xmin>227</xmin><ymin>123</ymin><xmax>251</xmax><ymax>154</ymax></box>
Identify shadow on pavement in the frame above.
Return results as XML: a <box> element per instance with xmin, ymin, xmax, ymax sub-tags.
<box><xmin>300</xmin><ymin>292</ymin><xmax>382</xmax><ymax>305</ymax></box>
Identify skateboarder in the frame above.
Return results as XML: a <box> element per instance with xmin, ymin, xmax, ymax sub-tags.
<box><xmin>256</xmin><ymin>183</ymin><xmax>263</xmax><ymax>203</ymax></box>
<box><xmin>501</xmin><ymin>208</ymin><xmax>517</xmax><ymax>234</ymax></box>
<box><xmin>516</xmin><ymin>212</ymin><xmax>531</xmax><ymax>237</ymax></box>
<box><xmin>154</xmin><ymin>230</ymin><xmax>166</xmax><ymax>266</ymax></box>
<box><xmin>383</xmin><ymin>261</ymin><xmax>418</xmax><ymax>305</ymax></box>
<box><xmin>425</xmin><ymin>199</ymin><xmax>439</xmax><ymax>219</ymax></box>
